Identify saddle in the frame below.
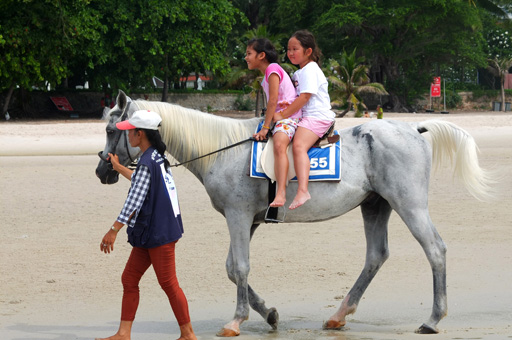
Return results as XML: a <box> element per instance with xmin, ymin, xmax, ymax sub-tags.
<box><xmin>313</xmin><ymin>122</ymin><xmax>339</xmax><ymax>148</ymax></box>
<box><xmin>260</xmin><ymin>122</ymin><xmax>339</xmax><ymax>182</ymax></box>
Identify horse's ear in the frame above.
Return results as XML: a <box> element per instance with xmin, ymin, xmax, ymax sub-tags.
<box><xmin>116</xmin><ymin>90</ymin><xmax>128</xmax><ymax>110</ymax></box>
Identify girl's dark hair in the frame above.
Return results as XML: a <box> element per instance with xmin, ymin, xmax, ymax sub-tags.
<box><xmin>291</xmin><ymin>30</ymin><xmax>322</xmax><ymax>66</ymax></box>
<box><xmin>137</xmin><ymin>128</ymin><xmax>171</xmax><ymax>170</ymax></box>
<box><xmin>247</xmin><ymin>38</ymin><xmax>279</xmax><ymax>64</ymax></box>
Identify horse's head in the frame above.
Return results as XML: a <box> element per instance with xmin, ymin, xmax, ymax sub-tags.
<box><xmin>95</xmin><ymin>90</ymin><xmax>141</xmax><ymax>184</ymax></box>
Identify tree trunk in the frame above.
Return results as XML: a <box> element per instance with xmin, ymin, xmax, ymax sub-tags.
<box><xmin>381</xmin><ymin>60</ymin><xmax>409</xmax><ymax>112</ymax></box>
<box><xmin>161</xmin><ymin>55</ymin><xmax>169</xmax><ymax>102</ymax></box>
<box><xmin>161</xmin><ymin>74</ymin><xmax>169</xmax><ymax>102</ymax></box>
<box><xmin>2</xmin><ymin>83</ymin><xmax>15</xmax><ymax>118</ymax></box>
<box><xmin>20</xmin><ymin>88</ymin><xmax>33</xmax><ymax>118</ymax></box>
<box><xmin>390</xmin><ymin>92</ymin><xmax>409</xmax><ymax>112</ymax></box>
<box><xmin>194</xmin><ymin>72</ymin><xmax>199</xmax><ymax>90</ymax></box>
<box><xmin>337</xmin><ymin>108</ymin><xmax>349</xmax><ymax>118</ymax></box>
<box><xmin>255</xmin><ymin>89</ymin><xmax>260</xmax><ymax>117</ymax></box>
<box><xmin>501</xmin><ymin>76</ymin><xmax>506</xmax><ymax>112</ymax></box>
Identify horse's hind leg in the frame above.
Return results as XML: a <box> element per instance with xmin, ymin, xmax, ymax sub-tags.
<box><xmin>324</xmin><ymin>195</ymin><xmax>392</xmax><ymax>330</ymax></box>
<box><xmin>395</xmin><ymin>206</ymin><xmax>447</xmax><ymax>334</ymax></box>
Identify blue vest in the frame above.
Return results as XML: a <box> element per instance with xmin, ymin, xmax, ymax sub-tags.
<box><xmin>127</xmin><ymin>147</ymin><xmax>183</xmax><ymax>248</ymax></box>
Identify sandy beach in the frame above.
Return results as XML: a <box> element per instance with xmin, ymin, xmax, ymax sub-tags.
<box><xmin>0</xmin><ymin>111</ymin><xmax>511</xmax><ymax>340</ymax></box>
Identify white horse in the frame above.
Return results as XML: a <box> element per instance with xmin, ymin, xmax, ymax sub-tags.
<box><xmin>96</xmin><ymin>91</ymin><xmax>493</xmax><ymax>337</ymax></box>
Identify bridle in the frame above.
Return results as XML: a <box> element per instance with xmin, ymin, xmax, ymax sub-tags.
<box><xmin>97</xmin><ymin>102</ymin><xmax>138</xmax><ymax>169</ymax></box>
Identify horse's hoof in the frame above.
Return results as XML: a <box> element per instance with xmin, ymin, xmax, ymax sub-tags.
<box><xmin>216</xmin><ymin>328</ymin><xmax>240</xmax><ymax>337</ymax></box>
<box><xmin>415</xmin><ymin>323</ymin><xmax>439</xmax><ymax>334</ymax></box>
<box><xmin>266</xmin><ymin>307</ymin><xmax>279</xmax><ymax>330</ymax></box>
<box><xmin>323</xmin><ymin>319</ymin><xmax>345</xmax><ymax>330</ymax></box>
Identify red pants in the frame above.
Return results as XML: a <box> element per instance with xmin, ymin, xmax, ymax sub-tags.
<box><xmin>120</xmin><ymin>242</ymin><xmax>190</xmax><ymax>325</ymax></box>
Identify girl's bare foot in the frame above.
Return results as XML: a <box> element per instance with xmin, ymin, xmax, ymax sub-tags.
<box><xmin>269</xmin><ymin>193</ymin><xmax>286</xmax><ymax>207</ymax></box>
<box><xmin>289</xmin><ymin>191</ymin><xmax>311</xmax><ymax>210</ymax></box>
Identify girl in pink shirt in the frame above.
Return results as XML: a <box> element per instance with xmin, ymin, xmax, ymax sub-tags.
<box><xmin>245</xmin><ymin>38</ymin><xmax>302</xmax><ymax>207</ymax></box>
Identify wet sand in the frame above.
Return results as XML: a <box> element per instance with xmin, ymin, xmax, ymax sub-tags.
<box><xmin>0</xmin><ymin>111</ymin><xmax>511</xmax><ymax>339</ymax></box>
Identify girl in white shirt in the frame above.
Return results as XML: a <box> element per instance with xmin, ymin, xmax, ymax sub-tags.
<box><xmin>274</xmin><ymin>30</ymin><xmax>335</xmax><ymax>210</ymax></box>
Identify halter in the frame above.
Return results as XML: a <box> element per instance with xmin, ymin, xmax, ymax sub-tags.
<box><xmin>97</xmin><ymin>102</ymin><xmax>137</xmax><ymax>169</ymax></box>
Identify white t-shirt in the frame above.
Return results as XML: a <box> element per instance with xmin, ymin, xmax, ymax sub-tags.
<box><xmin>292</xmin><ymin>61</ymin><xmax>335</xmax><ymax>121</ymax></box>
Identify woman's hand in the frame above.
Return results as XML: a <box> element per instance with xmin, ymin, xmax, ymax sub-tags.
<box><xmin>100</xmin><ymin>228</ymin><xmax>118</xmax><ymax>254</ymax></box>
<box><xmin>108</xmin><ymin>153</ymin><xmax>134</xmax><ymax>180</ymax></box>
<box><xmin>252</xmin><ymin>128</ymin><xmax>269</xmax><ymax>141</ymax></box>
<box><xmin>108</xmin><ymin>153</ymin><xmax>122</xmax><ymax>172</ymax></box>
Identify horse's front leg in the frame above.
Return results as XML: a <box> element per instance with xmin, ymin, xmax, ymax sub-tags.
<box><xmin>222</xmin><ymin>225</ymin><xmax>279</xmax><ymax>334</ymax></box>
<box><xmin>217</xmin><ymin>213</ymin><xmax>252</xmax><ymax>337</ymax></box>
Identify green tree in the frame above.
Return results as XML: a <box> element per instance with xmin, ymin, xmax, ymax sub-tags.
<box><xmin>268</xmin><ymin>0</ymin><xmax>489</xmax><ymax>111</ymax></box>
<box><xmin>230</xmin><ymin>0</ymin><xmax>278</xmax><ymax>29</ymax></box>
<box><xmin>0</xmin><ymin>0</ymin><xmax>103</xmax><ymax>117</ymax></box>
<box><xmin>89</xmin><ymin>0</ymin><xmax>243</xmax><ymax>101</ymax></box>
<box><xmin>313</xmin><ymin>0</ymin><xmax>487</xmax><ymax>111</ymax></box>
<box><xmin>326</xmin><ymin>48</ymin><xmax>387</xmax><ymax>117</ymax></box>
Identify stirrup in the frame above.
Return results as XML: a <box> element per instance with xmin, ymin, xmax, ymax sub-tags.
<box><xmin>264</xmin><ymin>205</ymin><xmax>286</xmax><ymax>223</ymax></box>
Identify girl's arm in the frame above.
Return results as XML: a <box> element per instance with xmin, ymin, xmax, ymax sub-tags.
<box><xmin>253</xmin><ymin>73</ymin><xmax>280</xmax><ymax>141</ymax></box>
<box><xmin>273</xmin><ymin>92</ymin><xmax>311</xmax><ymax>122</ymax></box>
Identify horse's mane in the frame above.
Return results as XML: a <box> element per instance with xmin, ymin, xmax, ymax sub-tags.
<box><xmin>134</xmin><ymin>100</ymin><xmax>259</xmax><ymax>172</ymax></box>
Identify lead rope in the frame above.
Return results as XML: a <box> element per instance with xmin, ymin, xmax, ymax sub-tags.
<box><xmin>170</xmin><ymin>137</ymin><xmax>258</xmax><ymax>168</ymax></box>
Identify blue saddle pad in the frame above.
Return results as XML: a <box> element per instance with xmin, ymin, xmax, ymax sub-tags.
<box><xmin>250</xmin><ymin>122</ymin><xmax>341</xmax><ymax>181</ymax></box>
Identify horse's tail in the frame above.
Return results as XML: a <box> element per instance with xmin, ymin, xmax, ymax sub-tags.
<box><xmin>416</xmin><ymin>120</ymin><xmax>495</xmax><ymax>202</ymax></box>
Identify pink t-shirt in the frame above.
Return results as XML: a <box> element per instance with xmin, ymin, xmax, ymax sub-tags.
<box><xmin>261</xmin><ymin>63</ymin><xmax>301</xmax><ymax>119</ymax></box>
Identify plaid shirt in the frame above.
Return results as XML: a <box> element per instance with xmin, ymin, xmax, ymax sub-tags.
<box><xmin>117</xmin><ymin>165</ymin><xmax>151</xmax><ymax>227</ymax></box>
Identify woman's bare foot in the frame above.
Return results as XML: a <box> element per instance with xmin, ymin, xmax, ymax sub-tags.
<box><xmin>289</xmin><ymin>191</ymin><xmax>311</xmax><ymax>210</ymax></box>
<box><xmin>96</xmin><ymin>321</ymin><xmax>132</xmax><ymax>340</ymax></box>
<box><xmin>269</xmin><ymin>192</ymin><xmax>286</xmax><ymax>207</ymax></box>
<box><xmin>178</xmin><ymin>322</ymin><xmax>197</xmax><ymax>340</ymax></box>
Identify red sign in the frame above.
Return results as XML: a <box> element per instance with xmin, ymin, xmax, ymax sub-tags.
<box><xmin>50</xmin><ymin>97</ymin><xmax>74</xmax><ymax>111</ymax></box>
<box><xmin>430</xmin><ymin>84</ymin><xmax>441</xmax><ymax>97</ymax></box>
<box><xmin>430</xmin><ymin>77</ymin><xmax>441</xmax><ymax>97</ymax></box>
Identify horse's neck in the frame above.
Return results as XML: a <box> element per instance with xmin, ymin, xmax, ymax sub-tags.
<box><xmin>137</xmin><ymin>101</ymin><xmax>256</xmax><ymax>180</ymax></box>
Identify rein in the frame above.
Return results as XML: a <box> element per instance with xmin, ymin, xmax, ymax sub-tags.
<box><xmin>170</xmin><ymin>137</ymin><xmax>258</xmax><ymax>168</ymax></box>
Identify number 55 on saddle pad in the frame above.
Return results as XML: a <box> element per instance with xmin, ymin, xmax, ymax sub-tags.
<box><xmin>250</xmin><ymin>123</ymin><xmax>341</xmax><ymax>182</ymax></box>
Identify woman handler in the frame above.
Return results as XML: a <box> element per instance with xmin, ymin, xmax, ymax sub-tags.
<box><xmin>96</xmin><ymin>110</ymin><xmax>196</xmax><ymax>340</ymax></box>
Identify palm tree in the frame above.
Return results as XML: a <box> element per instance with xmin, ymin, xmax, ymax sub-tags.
<box><xmin>326</xmin><ymin>48</ymin><xmax>388</xmax><ymax>117</ymax></box>
<box><xmin>487</xmin><ymin>56</ymin><xmax>512</xmax><ymax>111</ymax></box>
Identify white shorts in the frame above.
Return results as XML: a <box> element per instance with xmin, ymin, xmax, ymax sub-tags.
<box><xmin>272</xmin><ymin>118</ymin><xmax>301</xmax><ymax>141</ymax></box>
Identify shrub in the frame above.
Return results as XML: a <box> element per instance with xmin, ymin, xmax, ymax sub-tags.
<box><xmin>445</xmin><ymin>91</ymin><xmax>463</xmax><ymax>109</ymax></box>
<box><xmin>234</xmin><ymin>94</ymin><xmax>253</xmax><ymax>111</ymax></box>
